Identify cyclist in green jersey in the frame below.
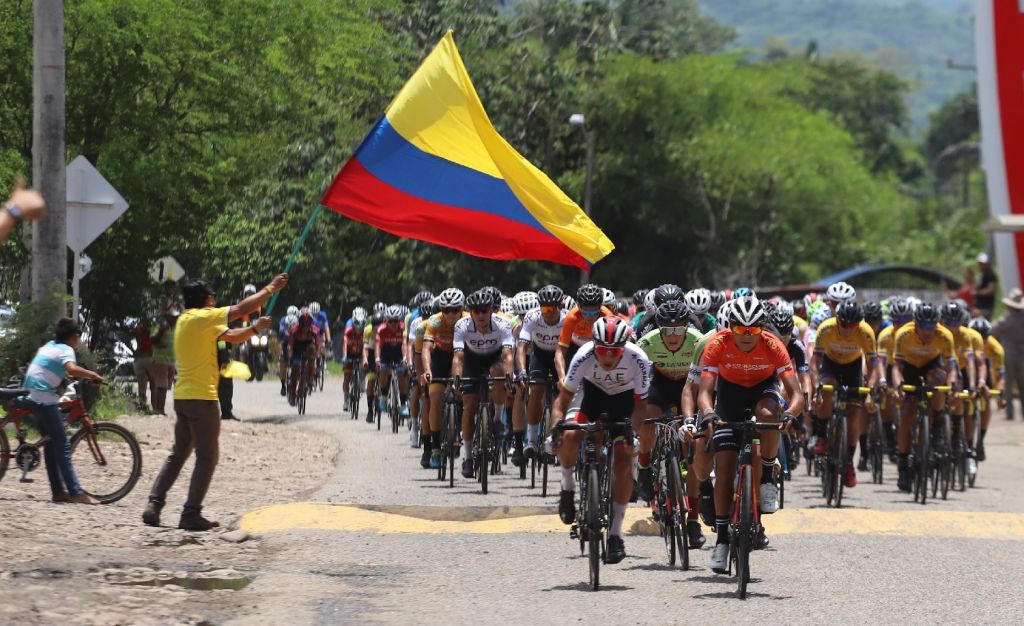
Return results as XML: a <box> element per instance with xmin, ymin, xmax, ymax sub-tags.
<box><xmin>685</xmin><ymin>289</ymin><xmax>718</xmax><ymax>333</ymax></box>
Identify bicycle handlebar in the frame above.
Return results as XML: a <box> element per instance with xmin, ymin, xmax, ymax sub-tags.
<box><xmin>820</xmin><ymin>384</ymin><xmax>872</xmax><ymax>395</ymax></box>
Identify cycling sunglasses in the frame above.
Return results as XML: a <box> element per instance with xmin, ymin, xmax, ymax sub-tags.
<box><xmin>917</xmin><ymin>322</ymin><xmax>937</xmax><ymax>330</ymax></box>
<box><xmin>732</xmin><ymin>325</ymin><xmax>762</xmax><ymax>336</ymax></box>
<box><xmin>594</xmin><ymin>345</ymin><xmax>624</xmax><ymax>358</ymax></box>
<box><xmin>839</xmin><ymin>320</ymin><xmax>860</xmax><ymax>329</ymax></box>
<box><xmin>441</xmin><ymin>307</ymin><xmax>462</xmax><ymax>314</ymax></box>
<box><xmin>470</xmin><ymin>307</ymin><xmax>491</xmax><ymax>315</ymax></box>
<box><xmin>540</xmin><ymin>304</ymin><xmax>560</xmax><ymax>314</ymax></box>
<box><xmin>659</xmin><ymin>325</ymin><xmax>687</xmax><ymax>336</ymax></box>
<box><xmin>580</xmin><ymin>307</ymin><xmax>602</xmax><ymax>317</ymax></box>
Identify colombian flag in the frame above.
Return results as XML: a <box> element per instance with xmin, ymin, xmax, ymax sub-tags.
<box><xmin>321</xmin><ymin>32</ymin><xmax>615</xmax><ymax>271</ymax></box>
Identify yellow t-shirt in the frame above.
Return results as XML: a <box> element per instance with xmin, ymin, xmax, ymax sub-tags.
<box><xmin>894</xmin><ymin>322</ymin><xmax>956</xmax><ymax>369</ymax></box>
<box><xmin>173</xmin><ymin>306</ymin><xmax>229</xmax><ymax>401</ymax></box>
<box><xmin>813</xmin><ymin>318</ymin><xmax>876</xmax><ymax>365</ymax></box>
<box><xmin>877</xmin><ymin>324</ymin><xmax>896</xmax><ymax>362</ymax></box>
<box><xmin>944</xmin><ymin>324</ymin><xmax>982</xmax><ymax>370</ymax></box>
<box><xmin>793</xmin><ymin>315</ymin><xmax>808</xmax><ymax>333</ymax></box>
<box><xmin>985</xmin><ymin>335</ymin><xmax>1005</xmax><ymax>372</ymax></box>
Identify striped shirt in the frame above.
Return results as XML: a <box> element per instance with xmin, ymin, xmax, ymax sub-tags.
<box><xmin>25</xmin><ymin>340</ymin><xmax>76</xmax><ymax>404</ymax></box>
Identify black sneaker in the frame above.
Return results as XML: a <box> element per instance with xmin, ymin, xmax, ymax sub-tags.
<box><xmin>461</xmin><ymin>457</ymin><xmax>475</xmax><ymax>479</ymax></box>
<box><xmin>637</xmin><ymin>466</ymin><xmax>655</xmax><ymax>502</ymax></box>
<box><xmin>698</xmin><ymin>480</ymin><xmax>715</xmax><ymax>528</ymax></box>
<box><xmin>178</xmin><ymin>512</ymin><xmax>220</xmax><ymax>532</ymax></box>
<box><xmin>558</xmin><ymin>490</ymin><xmax>576</xmax><ymax>525</ymax></box>
<box><xmin>511</xmin><ymin>446</ymin><xmax>525</xmax><ymax>468</ymax></box>
<box><xmin>857</xmin><ymin>456</ymin><xmax>869</xmax><ymax>472</ymax></box>
<box><xmin>897</xmin><ymin>464</ymin><xmax>911</xmax><ymax>492</ymax></box>
<box><xmin>687</xmin><ymin>520</ymin><xmax>706</xmax><ymax>549</ymax></box>
<box><xmin>366</xmin><ymin>410</ymin><xmax>374</xmax><ymax>423</ymax></box>
<box><xmin>976</xmin><ymin>442</ymin><xmax>986</xmax><ymax>462</ymax></box>
<box><xmin>753</xmin><ymin>527</ymin><xmax>769</xmax><ymax>550</ymax></box>
<box><xmin>606</xmin><ymin>534</ymin><xmax>626</xmax><ymax>564</ymax></box>
<box><xmin>420</xmin><ymin>446</ymin><xmax>432</xmax><ymax>469</ymax></box>
<box><xmin>279</xmin><ymin>382</ymin><xmax>286</xmax><ymax>397</ymax></box>
<box><xmin>142</xmin><ymin>501</ymin><xmax>163</xmax><ymax>527</ymax></box>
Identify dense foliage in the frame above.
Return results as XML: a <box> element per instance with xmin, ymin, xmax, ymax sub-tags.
<box><xmin>0</xmin><ymin>0</ymin><xmax>987</xmax><ymax>334</ymax></box>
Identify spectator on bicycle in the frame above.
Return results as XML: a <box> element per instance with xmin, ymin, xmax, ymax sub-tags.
<box><xmin>288</xmin><ymin>309</ymin><xmax>321</xmax><ymax>406</ymax></box>
<box><xmin>24</xmin><ymin>318</ymin><xmax>104</xmax><ymax>504</ymax></box>
<box><xmin>144</xmin><ymin>273</ymin><xmax>286</xmax><ymax>531</ymax></box>
<box><xmin>550</xmin><ymin>316</ymin><xmax>651</xmax><ymax>565</ymax></box>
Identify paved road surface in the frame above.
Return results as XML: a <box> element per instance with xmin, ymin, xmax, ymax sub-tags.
<box><xmin>226</xmin><ymin>377</ymin><xmax>1024</xmax><ymax>624</ymax></box>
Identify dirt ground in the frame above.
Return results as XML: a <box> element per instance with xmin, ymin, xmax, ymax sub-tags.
<box><xmin>0</xmin><ymin>413</ymin><xmax>338</xmax><ymax>626</ymax></box>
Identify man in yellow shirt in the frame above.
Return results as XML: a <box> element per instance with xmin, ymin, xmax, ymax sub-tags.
<box><xmin>143</xmin><ymin>273</ymin><xmax>288</xmax><ymax>531</ymax></box>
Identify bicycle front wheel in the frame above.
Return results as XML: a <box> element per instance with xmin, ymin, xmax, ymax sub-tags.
<box><xmin>588</xmin><ymin>464</ymin><xmax>601</xmax><ymax>591</ymax></box>
<box><xmin>70</xmin><ymin>422</ymin><xmax>142</xmax><ymax>504</ymax></box>
<box><xmin>736</xmin><ymin>465</ymin><xmax>753</xmax><ymax>599</ymax></box>
<box><xmin>667</xmin><ymin>454</ymin><xmax>688</xmax><ymax>570</ymax></box>
<box><xmin>833</xmin><ymin>413</ymin><xmax>848</xmax><ymax>508</ymax></box>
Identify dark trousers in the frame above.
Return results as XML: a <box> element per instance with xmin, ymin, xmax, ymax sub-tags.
<box><xmin>28</xmin><ymin>400</ymin><xmax>82</xmax><ymax>496</ymax></box>
<box><xmin>148</xmin><ymin>399</ymin><xmax>220</xmax><ymax>514</ymax></box>
<box><xmin>218</xmin><ymin>375</ymin><xmax>234</xmax><ymax>418</ymax></box>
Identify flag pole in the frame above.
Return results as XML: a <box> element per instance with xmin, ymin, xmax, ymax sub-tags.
<box><xmin>266</xmin><ymin>203</ymin><xmax>324</xmax><ymax>316</ymax></box>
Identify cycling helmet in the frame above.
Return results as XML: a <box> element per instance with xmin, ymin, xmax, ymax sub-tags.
<box><xmin>791</xmin><ymin>299</ymin><xmax>805</xmax><ymax>314</ymax></box>
<box><xmin>373</xmin><ymin>302</ymin><xmax>386</xmax><ymax>316</ymax></box>
<box><xmin>351</xmin><ymin>307</ymin><xmax>368</xmax><ymax>326</ymax></box>
<box><xmin>242</xmin><ymin>284</ymin><xmax>257</xmax><ymax>297</ymax></box>
<box><xmin>809</xmin><ymin>308</ymin><xmax>832</xmax><ymax>331</ymax></box>
<box><xmin>888</xmin><ymin>297</ymin><xmax>911</xmax><ymax>320</ymax></box>
<box><xmin>969</xmin><ymin>317</ymin><xmax>992</xmax><ymax>339</ymax></box>
<box><xmin>730</xmin><ymin>296</ymin><xmax>767</xmax><ymax>327</ymax></box>
<box><xmin>437</xmin><ymin>288</ymin><xmax>465</xmax><ymax>309</ymax></box>
<box><xmin>562</xmin><ymin>295</ymin><xmax>577</xmax><ymax>311</ymax></box>
<box><xmin>577</xmin><ymin>283</ymin><xmax>603</xmax><ymax>308</ymax></box>
<box><xmin>482</xmin><ymin>286</ymin><xmax>503</xmax><ymax>311</ymax></box>
<box><xmin>733</xmin><ymin>287</ymin><xmax>754</xmax><ymax>300</ymax></box>
<box><xmin>709</xmin><ymin>290</ymin><xmax>726</xmax><ymax>311</ymax></box>
<box><xmin>285</xmin><ymin>313</ymin><xmax>298</xmax><ymax>327</ymax></box>
<box><xmin>537</xmin><ymin>285</ymin><xmax>564</xmax><ymax>306</ymax></box>
<box><xmin>632</xmin><ymin>288</ymin><xmax>650</xmax><ymax>306</ymax></box>
<box><xmin>716</xmin><ymin>301</ymin><xmax>732</xmax><ymax>329</ymax></box>
<box><xmin>514</xmin><ymin>291</ymin><xmax>538</xmax><ymax>316</ymax></box>
<box><xmin>656</xmin><ymin>301</ymin><xmax>689</xmax><ymax>326</ymax></box>
<box><xmin>384</xmin><ymin>305</ymin><xmax>404</xmax><ymax>321</ymax></box>
<box><xmin>601</xmin><ymin>288</ymin><xmax>616</xmax><ymax>308</ymax></box>
<box><xmin>419</xmin><ymin>298</ymin><xmax>437</xmax><ymax>318</ymax></box>
<box><xmin>643</xmin><ymin>289</ymin><xmax>658</xmax><ymax>316</ymax></box>
<box><xmin>763</xmin><ymin>300</ymin><xmax>777</xmax><ymax>317</ymax></box>
<box><xmin>592</xmin><ymin>316</ymin><xmax>631</xmax><ymax>347</ymax></box>
<box><xmin>654</xmin><ymin>283</ymin><xmax>684</xmax><ymax>306</ymax></box>
<box><xmin>414</xmin><ymin>290</ymin><xmax>434</xmax><ymax>308</ymax></box>
<box><xmin>776</xmin><ymin>301</ymin><xmax>795</xmax><ymax>319</ymax></box>
<box><xmin>939</xmin><ymin>301</ymin><xmax>963</xmax><ymax>326</ymax></box>
<box><xmin>465</xmin><ymin>289</ymin><xmax>493</xmax><ymax>310</ymax></box>
<box><xmin>862</xmin><ymin>300</ymin><xmax>883</xmax><ymax>323</ymax></box>
<box><xmin>826</xmin><ymin>281</ymin><xmax>856</xmax><ymax>303</ymax></box>
<box><xmin>914</xmin><ymin>301</ymin><xmax>940</xmax><ymax>325</ymax></box>
<box><xmin>684</xmin><ymin>288</ymin><xmax>712</xmax><ymax>316</ymax></box>
<box><xmin>770</xmin><ymin>308</ymin><xmax>794</xmax><ymax>336</ymax></box>
<box><xmin>836</xmin><ymin>300</ymin><xmax>864</xmax><ymax>325</ymax></box>
<box><xmin>309</xmin><ymin>301</ymin><xmax>321</xmax><ymax>316</ymax></box>
<box><xmin>613</xmin><ymin>300</ymin><xmax>628</xmax><ymax>316</ymax></box>
<box><xmin>906</xmin><ymin>296</ymin><xmax>922</xmax><ymax>312</ymax></box>
<box><xmin>500</xmin><ymin>297</ymin><xmax>514</xmax><ymax>315</ymax></box>
<box><xmin>286</xmin><ymin>305</ymin><xmax>299</xmax><ymax>317</ymax></box>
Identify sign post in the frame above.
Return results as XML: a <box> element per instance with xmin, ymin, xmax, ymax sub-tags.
<box><xmin>65</xmin><ymin>156</ymin><xmax>129</xmax><ymax>318</ymax></box>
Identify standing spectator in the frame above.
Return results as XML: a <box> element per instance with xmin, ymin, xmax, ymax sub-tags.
<box><xmin>974</xmin><ymin>253</ymin><xmax>998</xmax><ymax>319</ymax></box>
<box><xmin>143</xmin><ymin>273</ymin><xmax>288</xmax><ymax>531</ymax></box>
<box><xmin>131</xmin><ymin>319</ymin><xmax>155</xmax><ymax>411</ymax></box>
<box><xmin>151</xmin><ymin>306</ymin><xmax>180</xmax><ymax>415</ymax></box>
<box><xmin>993</xmin><ymin>288</ymin><xmax>1024</xmax><ymax>420</ymax></box>
<box><xmin>24</xmin><ymin>318</ymin><xmax>104</xmax><ymax>504</ymax></box>
<box><xmin>1</xmin><ymin>175</ymin><xmax>47</xmax><ymax>244</ymax></box>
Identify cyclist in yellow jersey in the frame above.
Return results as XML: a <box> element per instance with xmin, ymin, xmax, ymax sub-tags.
<box><xmin>891</xmin><ymin>303</ymin><xmax>957</xmax><ymax>491</ymax></box>
<box><xmin>969</xmin><ymin>317</ymin><xmax>1005</xmax><ymax>462</ymax></box>
<box><xmin>421</xmin><ymin>288</ymin><xmax>469</xmax><ymax>468</ymax></box>
<box><xmin>810</xmin><ymin>301</ymin><xmax>880</xmax><ymax>489</ymax></box>
<box><xmin>939</xmin><ymin>304</ymin><xmax>988</xmax><ymax>455</ymax></box>
<box><xmin>361</xmin><ymin>319</ymin><xmax>378</xmax><ymax>422</ymax></box>
<box><xmin>875</xmin><ymin>297</ymin><xmax>914</xmax><ymax>461</ymax></box>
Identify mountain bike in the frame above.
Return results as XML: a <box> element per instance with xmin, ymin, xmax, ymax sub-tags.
<box><xmin>554</xmin><ymin>420</ymin><xmax>613</xmax><ymax>591</ymax></box>
<box><xmin>0</xmin><ymin>381</ymin><xmax>142</xmax><ymax>503</ymax></box>
<box><xmin>818</xmin><ymin>384</ymin><xmax>870</xmax><ymax>508</ymax></box>
<box><xmin>709</xmin><ymin>415</ymin><xmax>784</xmax><ymax>600</ymax></box>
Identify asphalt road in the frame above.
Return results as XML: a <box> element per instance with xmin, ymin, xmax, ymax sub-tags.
<box><xmin>227</xmin><ymin>376</ymin><xmax>1024</xmax><ymax>625</ymax></box>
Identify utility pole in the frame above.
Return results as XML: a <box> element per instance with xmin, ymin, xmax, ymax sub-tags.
<box><xmin>31</xmin><ymin>0</ymin><xmax>66</xmax><ymax>311</ymax></box>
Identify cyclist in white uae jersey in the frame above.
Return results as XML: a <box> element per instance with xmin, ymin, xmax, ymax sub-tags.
<box><xmin>452</xmin><ymin>289</ymin><xmax>515</xmax><ymax>478</ymax></box>
<box><xmin>551</xmin><ymin>316</ymin><xmax>651</xmax><ymax>565</ymax></box>
<box><xmin>516</xmin><ymin>285</ymin><xmax>567</xmax><ymax>461</ymax></box>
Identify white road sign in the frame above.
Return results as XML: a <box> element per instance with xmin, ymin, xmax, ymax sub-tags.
<box><xmin>65</xmin><ymin>155</ymin><xmax>129</xmax><ymax>254</ymax></box>
<box><xmin>150</xmin><ymin>256</ymin><xmax>186</xmax><ymax>283</ymax></box>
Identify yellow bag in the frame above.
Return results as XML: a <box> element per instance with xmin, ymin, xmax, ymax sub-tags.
<box><xmin>220</xmin><ymin>360</ymin><xmax>252</xmax><ymax>380</ymax></box>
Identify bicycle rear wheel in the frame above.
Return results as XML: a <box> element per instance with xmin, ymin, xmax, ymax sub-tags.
<box><xmin>588</xmin><ymin>465</ymin><xmax>601</xmax><ymax>591</ymax></box>
<box><xmin>736</xmin><ymin>466</ymin><xmax>753</xmax><ymax>599</ymax></box>
<box><xmin>390</xmin><ymin>379</ymin><xmax>401</xmax><ymax>434</ymax></box>
<box><xmin>870</xmin><ymin>410</ymin><xmax>884</xmax><ymax>484</ymax></box>
<box><xmin>70</xmin><ymin>422</ymin><xmax>142</xmax><ymax>504</ymax></box>
<box><xmin>667</xmin><ymin>454</ymin><xmax>688</xmax><ymax>570</ymax></box>
<box><xmin>937</xmin><ymin>412</ymin><xmax>951</xmax><ymax>500</ymax></box>
<box><xmin>833</xmin><ymin>413</ymin><xmax>847</xmax><ymax>508</ymax></box>
<box><xmin>479</xmin><ymin>410</ymin><xmax>489</xmax><ymax>494</ymax></box>
<box><xmin>914</xmin><ymin>414</ymin><xmax>930</xmax><ymax>505</ymax></box>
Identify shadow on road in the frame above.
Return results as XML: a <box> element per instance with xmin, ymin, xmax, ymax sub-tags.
<box><xmin>542</xmin><ymin>582</ymin><xmax>634</xmax><ymax>592</ymax></box>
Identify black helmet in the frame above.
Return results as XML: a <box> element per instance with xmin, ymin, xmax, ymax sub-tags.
<box><xmin>654</xmin><ymin>283</ymin><xmax>684</xmax><ymax>306</ymax></box>
<box><xmin>656</xmin><ymin>300</ymin><xmax>689</xmax><ymax>326</ymax></box>
<box><xmin>939</xmin><ymin>301</ymin><xmax>963</xmax><ymax>325</ymax></box>
<box><xmin>412</xmin><ymin>290</ymin><xmax>434</xmax><ymax>308</ymax></box>
<box><xmin>769</xmin><ymin>308</ymin><xmax>794</xmax><ymax>336</ymax></box>
<box><xmin>709</xmin><ymin>290</ymin><xmax>726</xmax><ymax>310</ymax></box>
<box><xmin>969</xmin><ymin>317</ymin><xmax>992</xmax><ymax>339</ymax></box>
<box><xmin>914</xmin><ymin>302</ymin><xmax>940</xmax><ymax>325</ymax></box>
<box><xmin>419</xmin><ymin>298</ymin><xmax>437</xmax><ymax>318</ymax></box>
<box><xmin>465</xmin><ymin>289</ymin><xmax>493</xmax><ymax>310</ymax></box>
<box><xmin>632</xmin><ymin>288</ymin><xmax>650</xmax><ymax>306</ymax></box>
<box><xmin>483</xmin><ymin>286</ymin><xmax>503</xmax><ymax>311</ymax></box>
<box><xmin>576</xmin><ymin>283</ymin><xmax>603</xmax><ymax>307</ymax></box>
<box><xmin>537</xmin><ymin>284</ymin><xmax>564</xmax><ymax>306</ymax></box>
<box><xmin>836</xmin><ymin>300</ymin><xmax>864</xmax><ymax>325</ymax></box>
<box><xmin>863</xmin><ymin>300</ymin><xmax>883</xmax><ymax>323</ymax></box>
<box><xmin>614</xmin><ymin>300</ymin><xmax>629</xmax><ymax>316</ymax></box>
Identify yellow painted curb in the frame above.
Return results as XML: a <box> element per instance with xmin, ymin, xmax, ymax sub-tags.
<box><xmin>239</xmin><ymin>502</ymin><xmax>1024</xmax><ymax>541</ymax></box>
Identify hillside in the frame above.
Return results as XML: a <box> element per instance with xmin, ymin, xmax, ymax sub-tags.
<box><xmin>697</xmin><ymin>0</ymin><xmax>976</xmax><ymax>130</ymax></box>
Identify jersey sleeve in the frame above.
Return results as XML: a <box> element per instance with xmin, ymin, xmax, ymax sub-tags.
<box><xmin>452</xmin><ymin>319</ymin><xmax>466</xmax><ymax>351</ymax></box>
<box><xmin>558</xmin><ymin>312</ymin><xmax>576</xmax><ymax>348</ymax></box>
<box><xmin>859</xmin><ymin>324</ymin><xmax>877</xmax><ymax>358</ymax></box>
<box><xmin>500</xmin><ymin>320</ymin><xmax>514</xmax><ymax>349</ymax></box>
<box><xmin>700</xmin><ymin>336</ymin><xmax>723</xmax><ymax>378</ymax></box>
<box><xmin>518</xmin><ymin>314</ymin><xmax>534</xmax><ymax>343</ymax></box>
<box><xmin>988</xmin><ymin>337</ymin><xmax>1006</xmax><ymax>371</ymax></box>
<box><xmin>562</xmin><ymin>347</ymin><xmax>589</xmax><ymax>393</ymax></box>
<box><xmin>633</xmin><ymin>352</ymin><xmax>652</xmax><ymax>397</ymax></box>
<box><xmin>770</xmin><ymin>337</ymin><xmax>796</xmax><ymax>377</ymax></box>
<box><xmin>423</xmin><ymin>318</ymin><xmax>436</xmax><ymax>345</ymax></box>
<box><xmin>939</xmin><ymin>328</ymin><xmax>957</xmax><ymax>361</ymax></box>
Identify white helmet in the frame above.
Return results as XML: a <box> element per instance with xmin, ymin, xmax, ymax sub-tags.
<box><xmin>500</xmin><ymin>297</ymin><xmax>515</xmax><ymax>315</ymax></box>
<box><xmin>826</xmin><ymin>281</ymin><xmax>856</xmax><ymax>303</ymax></box>
<box><xmin>602</xmin><ymin>288</ymin><xmax>616</xmax><ymax>307</ymax></box>
<box><xmin>643</xmin><ymin>289</ymin><xmax>658</xmax><ymax>316</ymax></box>
<box><xmin>684</xmin><ymin>288</ymin><xmax>712</xmax><ymax>316</ymax></box>
<box><xmin>716</xmin><ymin>300</ymin><xmax>732</xmax><ymax>330</ymax></box>
<box><xmin>309</xmin><ymin>301</ymin><xmax>321</xmax><ymax>315</ymax></box>
<box><xmin>906</xmin><ymin>296</ymin><xmax>922</xmax><ymax>312</ymax></box>
<box><xmin>352</xmin><ymin>307</ymin><xmax>368</xmax><ymax>327</ymax></box>
<box><xmin>437</xmin><ymin>288</ymin><xmax>465</xmax><ymax>309</ymax></box>
<box><xmin>729</xmin><ymin>296</ymin><xmax>767</xmax><ymax>327</ymax></box>
<box><xmin>562</xmin><ymin>295</ymin><xmax>576</xmax><ymax>311</ymax></box>
<box><xmin>775</xmin><ymin>300</ymin><xmax>795</xmax><ymax>318</ymax></box>
<box><xmin>513</xmin><ymin>291</ymin><xmax>539</xmax><ymax>316</ymax></box>
<box><xmin>286</xmin><ymin>305</ymin><xmax>299</xmax><ymax>317</ymax></box>
<box><xmin>285</xmin><ymin>314</ymin><xmax>298</xmax><ymax>327</ymax></box>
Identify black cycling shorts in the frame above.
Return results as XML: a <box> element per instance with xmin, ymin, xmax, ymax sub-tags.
<box><xmin>379</xmin><ymin>345</ymin><xmax>403</xmax><ymax>367</ymax></box>
<box><xmin>429</xmin><ymin>349</ymin><xmax>454</xmax><ymax>383</ymax></box>
<box><xmin>713</xmin><ymin>376</ymin><xmax>781</xmax><ymax>453</ymax></box>
<box><xmin>365</xmin><ymin>349</ymin><xmax>377</xmax><ymax>373</ymax></box>
<box><xmin>900</xmin><ymin>357</ymin><xmax>944</xmax><ymax>387</ymax></box>
<box><xmin>647</xmin><ymin>371</ymin><xmax>685</xmax><ymax>412</ymax></box>
<box><xmin>820</xmin><ymin>355</ymin><xmax>863</xmax><ymax>390</ymax></box>
<box><xmin>460</xmin><ymin>349</ymin><xmax>503</xmax><ymax>394</ymax></box>
<box><xmin>528</xmin><ymin>348</ymin><xmax>557</xmax><ymax>383</ymax></box>
<box><xmin>577</xmin><ymin>379</ymin><xmax>635</xmax><ymax>441</ymax></box>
